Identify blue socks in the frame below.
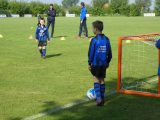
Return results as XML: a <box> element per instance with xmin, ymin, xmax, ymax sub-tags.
<box><xmin>42</xmin><ymin>49</ymin><xmax>46</xmax><ymax>57</ymax></box>
<box><xmin>100</xmin><ymin>84</ymin><xmax>106</xmax><ymax>100</ymax></box>
<box><xmin>94</xmin><ymin>83</ymin><xmax>102</xmax><ymax>102</ymax></box>
<box><xmin>94</xmin><ymin>83</ymin><xmax>106</xmax><ymax>103</ymax></box>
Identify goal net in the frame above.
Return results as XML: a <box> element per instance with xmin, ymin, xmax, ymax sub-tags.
<box><xmin>117</xmin><ymin>33</ymin><xmax>160</xmax><ymax>98</ymax></box>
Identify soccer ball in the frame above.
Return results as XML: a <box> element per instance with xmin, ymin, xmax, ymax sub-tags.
<box><xmin>87</xmin><ymin>88</ymin><xmax>96</xmax><ymax>100</ymax></box>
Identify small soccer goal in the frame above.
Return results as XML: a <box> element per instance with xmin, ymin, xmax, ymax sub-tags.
<box><xmin>117</xmin><ymin>33</ymin><xmax>160</xmax><ymax>98</ymax></box>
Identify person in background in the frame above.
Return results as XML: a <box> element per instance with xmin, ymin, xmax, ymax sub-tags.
<box><xmin>78</xmin><ymin>2</ymin><xmax>88</xmax><ymax>39</ymax></box>
<box><xmin>47</xmin><ymin>4</ymin><xmax>56</xmax><ymax>38</ymax></box>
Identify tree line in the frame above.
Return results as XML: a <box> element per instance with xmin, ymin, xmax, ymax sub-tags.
<box><xmin>0</xmin><ymin>0</ymin><xmax>160</xmax><ymax>17</ymax></box>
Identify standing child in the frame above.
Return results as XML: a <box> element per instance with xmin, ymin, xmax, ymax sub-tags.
<box><xmin>36</xmin><ymin>18</ymin><xmax>50</xmax><ymax>58</ymax></box>
<box><xmin>78</xmin><ymin>2</ymin><xmax>88</xmax><ymax>39</ymax></box>
<box><xmin>88</xmin><ymin>21</ymin><xmax>112</xmax><ymax>106</ymax></box>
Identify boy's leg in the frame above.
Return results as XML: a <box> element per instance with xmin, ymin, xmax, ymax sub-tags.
<box><xmin>78</xmin><ymin>21</ymin><xmax>83</xmax><ymax>37</ymax></box>
<box><xmin>38</xmin><ymin>46</ymin><xmax>43</xmax><ymax>56</ymax></box>
<box><xmin>83</xmin><ymin>20</ymin><xmax>88</xmax><ymax>37</ymax></box>
<box><xmin>100</xmin><ymin>79</ymin><xmax>105</xmax><ymax>104</ymax></box>
<box><xmin>99</xmin><ymin>66</ymin><xmax>107</xmax><ymax>105</ymax></box>
<box><xmin>94</xmin><ymin>77</ymin><xmax>102</xmax><ymax>105</ymax></box>
<box><xmin>42</xmin><ymin>46</ymin><xmax>46</xmax><ymax>58</ymax></box>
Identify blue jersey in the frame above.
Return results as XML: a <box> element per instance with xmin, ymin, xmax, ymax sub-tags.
<box><xmin>88</xmin><ymin>34</ymin><xmax>112</xmax><ymax>66</ymax></box>
<box><xmin>80</xmin><ymin>7</ymin><xmax>87</xmax><ymax>21</ymax></box>
<box><xmin>35</xmin><ymin>26</ymin><xmax>50</xmax><ymax>42</ymax></box>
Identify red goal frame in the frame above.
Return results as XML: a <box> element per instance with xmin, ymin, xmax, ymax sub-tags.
<box><xmin>117</xmin><ymin>33</ymin><xmax>160</xmax><ymax>98</ymax></box>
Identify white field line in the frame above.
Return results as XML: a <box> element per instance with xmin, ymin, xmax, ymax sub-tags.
<box><xmin>123</xmin><ymin>76</ymin><xmax>158</xmax><ymax>90</ymax></box>
<box><xmin>22</xmin><ymin>90</ymin><xmax>117</xmax><ymax>120</ymax></box>
<box><xmin>21</xmin><ymin>76</ymin><xmax>158</xmax><ymax>120</ymax></box>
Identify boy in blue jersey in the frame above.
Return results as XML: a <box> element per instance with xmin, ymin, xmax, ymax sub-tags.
<box><xmin>78</xmin><ymin>2</ymin><xmax>88</xmax><ymax>38</ymax></box>
<box><xmin>156</xmin><ymin>39</ymin><xmax>160</xmax><ymax>75</ymax></box>
<box><xmin>88</xmin><ymin>21</ymin><xmax>112</xmax><ymax>106</ymax></box>
<box><xmin>36</xmin><ymin>18</ymin><xmax>50</xmax><ymax>58</ymax></box>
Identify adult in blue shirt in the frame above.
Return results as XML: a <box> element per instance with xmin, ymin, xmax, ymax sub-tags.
<box><xmin>78</xmin><ymin>2</ymin><xmax>88</xmax><ymax>38</ymax></box>
<box><xmin>47</xmin><ymin>4</ymin><xmax>56</xmax><ymax>38</ymax></box>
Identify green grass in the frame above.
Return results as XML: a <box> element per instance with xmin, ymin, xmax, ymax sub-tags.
<box><xmin>0</xmin><ymin>17</ymin><xmax>160</xmax><ymax>120</ymax></box>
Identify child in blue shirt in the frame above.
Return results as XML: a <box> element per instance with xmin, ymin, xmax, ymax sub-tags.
<box><xmin>35</xmin><ymin>18</ymin><xmax>50</xmax><ymax>58</ymax></box>
<box><xmin>78</xmin><ymin>2</ymin><xmax>88</xmax><ymax>38</ymax></box>
<box><xmin>88</xmin><ymin>21</ymin><xmax>112</xmax><ymax>106</ymax></box>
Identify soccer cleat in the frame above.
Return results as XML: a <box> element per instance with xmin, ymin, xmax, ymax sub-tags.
<box><xmin>77</xmin><ymin>36</ymin><xmax>81</xmax><ymax>40</ymax></box>
<box><xmin>42</xmin><ymin>56</ymin><xmax>46</xmax><ymax>59</ymax></box>
<box><xmin>101</xmin><ymin>99</ymin><xmax>105</xmax><ymax>106</ymax></box>
<box><xmin>84</xmin><ymin>37</ymin><xmax>89</xmax><ymax>40</ymax></box>
<box><xmin>96</xmin><ymin>101</ymin><xmax>103</xmax><ymax>106</ymax></box>
<box><xmin>96</xmin><ymin>100</ymin><xmax>105</xmax><ymax>107</ymax></box>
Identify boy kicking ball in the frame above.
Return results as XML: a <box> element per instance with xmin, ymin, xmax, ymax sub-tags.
<box><xmin>88</xmin><ymin>21</ymin><xmax>112</xmax><ymax>106</ymax></box>
<box><xmin>35</xmin><ymin>18</ymin><xmax>50</xmax><ymax>58</ymax></box>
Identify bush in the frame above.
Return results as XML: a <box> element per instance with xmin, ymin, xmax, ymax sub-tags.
<box><xmin>129</xmin><ymin>4</ymin><xmax>141</xmax><ymax>16</ymax></box>
<box><xmin>0</xmin><ymin>10</ymin><xmax>11</xmax><ymax>17</ymax></box>
<box><xmin>68</xmin><ymin>6</ymin><xmax>80</xmax><ymax>15</ymax></box>
<box><xmin>90</xmin><ymin>7</ymin><xmax>105</xmax><ymax>16</ymax></box>
<box><xmin>0</xmin><ymin>0</ymin><xmax>9</xmax><ymax>10</ymax></box>
<box><xmin>8</xmin><ymin>1</ymin><xmax>30</xmax><ymax>16</ymax></box>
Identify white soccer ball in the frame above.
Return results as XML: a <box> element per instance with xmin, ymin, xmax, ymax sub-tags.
<box><xmin>87</xmin><ymin>88</ymin><xmax>96</xmax><ymax>100</ymax></box>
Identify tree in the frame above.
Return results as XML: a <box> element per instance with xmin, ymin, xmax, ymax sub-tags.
<box><xmin>29</xmin><ymin>2</ymin><xmax>46</xmax><ymax>16</ymax></box>
<box><xmin>110</xmin><ymin>0</ymin><xmax>129</xmax><ymax>15</ymax></box>
<box><xmin>155</xmin><ymin>0</ymin><xmax>160</xmax><ymax>16</ymax></box>
<box><xmin>62</xmin><ymin>0</ymin><xmax>79</xmax><ymax>8</ymax></box>
<box><xmin>0</xmin><ymin>0</ymin><xmax>9</xmax><ymax>10</ymax></box>
<box><xmin>119</xmin><ymin>0</ymin><xmax>129</xmax><ymax>16</ymax></box>
<box><xmin>68</xmin><ymin>6</ymin><xmax>80</xmax><ymax>15</ymax></box>
<box><xmin>135</xmin><ymin>0</ymin><xmax>151</xmax><ymax>13</ymax></box>
<box><xmin>92</xmin><ymin>0</ymin><xmax>109</xmax><ymax>8</ymax></box>
<box><xmin>53</xmin><ymin>4</ymin><xmax>65</xmax><ymax>16</ymax></box>
<box><xmin>129</xmin><ymin>3</ymin><xmax>141</xmax><ymax>16</ymax></box>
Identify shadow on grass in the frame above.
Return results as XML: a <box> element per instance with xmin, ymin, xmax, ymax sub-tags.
<box><xmin>53</xmin><ymin>36</ymin><xmax>68</xmax><ymax>38</ymax></box>
<box><xmin>8</xmin><ymin>117</ymin><xmax>22</xmax><ymax>120</ymax></box>
<box><xmin>11</xmin><ymin>77</ymin><xmax>160</xmax><ymax>120</ymax></box>
<box><xmin>40</xmin><ymin>78</ymin><xmax>160</xmax><ymax>120</ymax></box>
<box><xmin>46</xmin><ymin>53</ymin><xmax>62</xmax><ymax>59</ymax></box>
<box><xmin>47</xmin><ymin>94</ymin><xmax>160</xmax><ymax>120</ymax></box>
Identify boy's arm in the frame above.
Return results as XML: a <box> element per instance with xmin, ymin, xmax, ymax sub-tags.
<box><xmin>88</xmin><ymin>39</ymin><xmax>95</xmax><ymax>66</ymax></box>
<box><xmin>107</xmin><ymin>41</ymin><xmax>112</xmax><ymax>65</ymax></box>
<box><xmin>80</xmin><ymin>8</ymin><xmax>86</xmax><ymax>22</ymax></box>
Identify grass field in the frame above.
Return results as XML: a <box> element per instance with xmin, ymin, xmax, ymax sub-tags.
<box><xmin>0</xmin><ymin>17</ymin><xmax>160</xmax><ymax>120</ymax></box>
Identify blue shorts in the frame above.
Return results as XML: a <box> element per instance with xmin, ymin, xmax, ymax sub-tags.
<box><xmin>38</xmin><ymin>41</ymin><xmax>47</xmax><ymax>47</ymax></box>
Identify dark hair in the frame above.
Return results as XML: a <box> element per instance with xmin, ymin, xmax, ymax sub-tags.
<box><xmin>92</xmin><ymin>20</ymin><xmax>103</xmax><ymax>32</ymax></box>
<box><xmin>50</xmin><ymin>4</ymin><xmax>53</xmax><ymax>6</ymax></box>
<box><xmin>40</xmin><ymin>18</ymin><xmax>45</xmax><ymax>22</ymax></box>
<box><xmin>49</xmin><ymin>4</ymin><xmax>54</xmax><ymax>10</ymax></box>
<box><xmin>37</xmin><ymin>18</ymin><xmax>45</xmax><ymax>26</ymax></box>
<box><xmin>81</xmin><ymin>2</ymin><xmax>85</xmax><ymax>7</ymax></box>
